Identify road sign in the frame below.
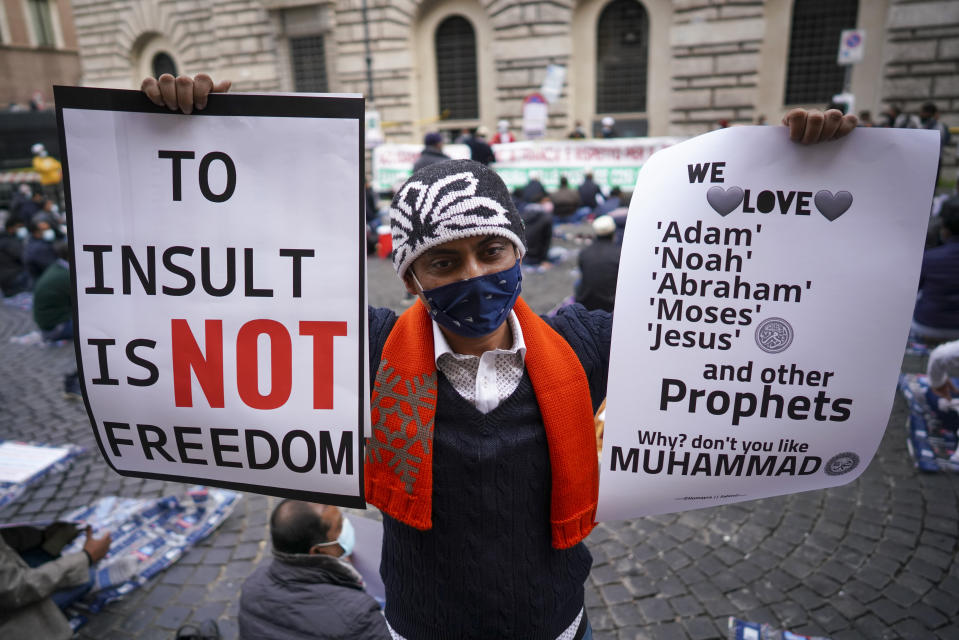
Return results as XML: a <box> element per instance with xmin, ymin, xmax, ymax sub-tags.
<box><xmin>837</xmin><ymin>29</ymin><xmax>865</xmax><ymax>65</ymax></box>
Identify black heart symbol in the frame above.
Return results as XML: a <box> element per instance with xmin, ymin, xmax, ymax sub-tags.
<box><xmin>706</xmin><ymin>186</ymin><xmax>744</xmax><ymax>217</ymax></box>
<box><xmin>814</xmin><ymin>190</ymin><xmax>853</xmax><ymax>221</ymax></box>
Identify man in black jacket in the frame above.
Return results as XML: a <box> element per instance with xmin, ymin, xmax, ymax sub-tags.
<box><xmin>412</xmin><ymin>132</ymin><xmax>450</xmax><ymax>173</ymax></box>
<box><xmin>239</xmin><ymin>500</ymin><xmax>389</xmax><ymax>640</ymax></box>
<box><xmin>575</xmin><ymin>216</ymin><xmax>622</xmax><ymax>313</ymax></box>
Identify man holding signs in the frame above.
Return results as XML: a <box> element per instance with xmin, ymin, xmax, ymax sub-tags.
<box><xmin>122</xmin><ymin>74</ymin><xmax>876</xmax><ymax>638</ymax></box>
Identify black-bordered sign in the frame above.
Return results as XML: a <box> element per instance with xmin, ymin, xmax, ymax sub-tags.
<box><xmin>55</xmin><ymin>86</ymin><xmax>366</xmax><ymax>507</ymax></box>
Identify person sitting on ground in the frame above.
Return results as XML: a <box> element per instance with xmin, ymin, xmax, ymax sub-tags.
<box><xmin>465</xmin><ymin>126</ymin><xmax>496</xmax><ymax>165</ymax></box>
<box><xmin>0</xmin><ymin>522</ymin><xmax>111</xmax><ymax>640</ymax></box>
<box><xmin>521</xmin><ymin>172</ymin><xmax>547</xmax><ymax>203</ymax></box>
<box><xmin>239</xmin><ymin>500</ymin><xmax>388</xmax><ymax>640</ymax></box>
<box><xmin>23</xmin><ymin>218</ymin><xmax>57</xmax><ymax>282</ymax></box>
<box><xmin>929</xmin><ymin>339</ymin><xmax>959</xmax><ymax>400</ymax></box>
<box><xmin>577</xmin><ymin>172</ymin><xmax>603</xmax><ymax>218</ymax></box>
<box><xmin>144</xmin><ymin>72</ymin><xmax>858</xmax><ymax>640</ymax></box>
<box><xmin>550</xmin><ymin>176</ymin><xmax>582</xmax><ymax>223</ymax></box>
<box><xmin>594</xmin><ymin>186</ymin><xmax>623</xmax><ymax>217</ymax></box>
<box><xmin>913</xmin><ymin>196</ymin><xmax>959</xmax><ymax>342</ymax></box>
<box><xmin>9</xmin><ymin>184</ymin><xmax>35</xmax><ymax>224</ymax></box>
<box><xmin>575</xmin><ymin>216</ymin><xmax>622</xmax><ymax>313</ymax></box>
<box><xmin>33</xmin><ymin>241</ymin><xmax>73</xmax><ymax>342</ymax></box>
<box><xmin>412</xmin><ymin>132</ymin><xmax>450</xmax><ymax>173</ymax></box>
<box><xmin>0</xmin><ymin>218</ymin><xmax>29</xmax><ymax>297</ymax></box>
<box><xmin>14</xmin><ymin>191</ymin><xmax>46</xmax><ymax>227</ymax></box>
<box><xmin>520</xmin><ymin>195</ymin><xmax>555</xmax><ymax>266</ymax></box>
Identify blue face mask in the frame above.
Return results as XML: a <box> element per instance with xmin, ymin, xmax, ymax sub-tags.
<box><xmin>315</xmin><ymin>515</ymin><xmax>355</xmax><ymax>557</ymax></box>
<box><xmin>414</xmin><ymin>260</ymin><xmax>523</xmax><ymax>338</ymax></box>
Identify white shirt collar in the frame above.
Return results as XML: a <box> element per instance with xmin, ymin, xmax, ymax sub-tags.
<box><xmin>432</xmin><ymin>310</ymin><xmax>527</xmax><ymax>363</ymax></box>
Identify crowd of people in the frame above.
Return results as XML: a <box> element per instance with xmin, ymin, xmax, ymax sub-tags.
<box><xmin>0</xmin><ymin>68</ymin><xmax>955</xmax><ymax>638</ymax></box>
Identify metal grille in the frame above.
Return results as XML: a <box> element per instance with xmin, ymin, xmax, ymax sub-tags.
<box><xmin>784</xmin><ymin>0</ymin><xmax>858</xmax><ymax>105</ymax></box>
<box><xmin>152</xmin><ymin>53</ymin><xmax>178</xmax><ymax>78</ymax></box>
<box><xmin>435</xmin><ymin>16</ymin><xmax>479</xmax><ymax>121</ymax></box>
<box><xmin>290</xmin><ymin>35</ymin><xmax>329</xmax><ymax>93</ymax></box>
<box><xmin>596</xmin><ymin>0</ymin><xmax>648</xmax><ymax>114</ymax></box>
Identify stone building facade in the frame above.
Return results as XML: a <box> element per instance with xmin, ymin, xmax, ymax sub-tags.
<box><xmin>71</xmin><ymin>0</ymin><xmax>956</xmax><ymax>162</ymax></box>
<box><xmin>1</xmin><ymin>0</ymin><xmax>81</xmax><ymax>106</ymax></box>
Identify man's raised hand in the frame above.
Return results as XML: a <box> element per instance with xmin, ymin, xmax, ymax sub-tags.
<box><xmin>783</xmin><ymin>108</ymin><xmax>858</xmax><ymax>145</ymax></box>
<box><xmin>141</xmin><ymin>73</ymin><xmax>231</xmax><ymax>114</ymax></box>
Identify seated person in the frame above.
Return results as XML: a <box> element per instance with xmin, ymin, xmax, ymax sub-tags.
<box><xmin>0</xmin><ymin>523</ymin><xmax>111</xmax><ymax>640</ymax></box>
<box><xmin>23</xmin><ymin>219</ymin><xmax>57</xmax><ymax>282</ymax></box>
<box><xmin>575</xmin><ymin>216</ymin><xmax>622</xmax><ymax>313</ymax></box>
<box><xmin>521</xmin><ymin>173</ymin><xmax>547</xmax><ymax>203</ymax></box>
<box><xmin>519</xmin><ymin>196</ymin><xmax>554</xmax><ymax>266</ymax></box>
<box><xmin>0</xmin><ymin>218</ymin><xmax>29</xmax><ymax>297</ymax></box>
<box><xmin>33</xmin><ymin>242</ymin><xmax>73</xmax><ymax>343</ymax></box>
<box><xmin>594</xmin><ymin>187</ymin><xmax>623</xmax><ymax>217</ymax></box>
<box><xmin>239</xmin><ymin>500</ymin><xmax>388</xmax><ymax>640</ymax></box>
<box><xmin>929</xmin><ymin>339</ymin><xmax>959</xmax><ymax>399</ymax></box>
<box><xmin>913</xmin><ymin>197</ymin><xmax>959</xmax><ymax>342</ymax></box>
<box><xmin>550</xmin><ymin>176</ymin><xmax>582</xmax><ymax>222</ymax></box>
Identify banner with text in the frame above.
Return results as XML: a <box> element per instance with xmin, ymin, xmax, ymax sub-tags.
<box><xmin>598</xmin><ymin>126</ymin><xmax>939</xmax><ymax>521</ymax></box>
<box><xmin>372</xmin><ymin>137</ymin><xmax>682</xmax><ymax>194</ymax></box>
<box><xmin>56</xmin><ymin>87</ymin><xmax>367</xmax><ymax>507</ymax></box>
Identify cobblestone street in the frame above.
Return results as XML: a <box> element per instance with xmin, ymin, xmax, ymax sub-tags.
<box><xmin>2</xmin><ymin>234</ymin><xmax>958</xmax><ymax>639</ymax></box>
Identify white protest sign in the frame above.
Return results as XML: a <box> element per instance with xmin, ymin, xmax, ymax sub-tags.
<box><xmin>598</xmin><ymin>127</ymin><xmax>939</xmax><ymax>521</ymax></box>
<box><xmin>55</xmin><ymin>87</ymin><xmax>367</xmax><ymax>507</ymax></box>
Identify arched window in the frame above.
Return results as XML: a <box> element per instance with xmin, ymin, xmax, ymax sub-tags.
<box><xmin>784</xmin><ymin>0</ymin><xmax>858</xmax><ymax>105</ymax></box>
<box><xmin>151</xmin><ymin>52</ymin><xmax>178</xmax><ymax>78</ymax></box>
<box><xmin>596</xmin><ymin>0</ymin><xmax>648</xmax><ymax>114</ymax></box>
<box><xmin>435</xmin><ymin>16</ymin><xmax>478</xmax><ymax>120</ymax></box>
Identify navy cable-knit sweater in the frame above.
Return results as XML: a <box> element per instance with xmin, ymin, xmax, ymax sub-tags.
<box><xmin>368</xmin><ymin>303</ymin><xmax>612</xmax><ymax>639</ymax></box>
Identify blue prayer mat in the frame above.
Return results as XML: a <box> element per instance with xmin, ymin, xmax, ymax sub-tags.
<box><xmin>898</xmin><ymin>374</ymin><xmax>959</xmax><ymax>473</ymax></box>
<box><xmin>0</xmin><ymin>440</ymin><xmax>84</xmax><ymax>512</ymax></box>
<box><xmin>61</xmin><ymin>486</ymin><xmax>240</xmax><ymax>628</ymax></box>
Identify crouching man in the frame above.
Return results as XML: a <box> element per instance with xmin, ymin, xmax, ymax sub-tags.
<box><xmin>239</xmin><ymin>500</ymin><xmax>389</xmax><ymax>640</ymax></box>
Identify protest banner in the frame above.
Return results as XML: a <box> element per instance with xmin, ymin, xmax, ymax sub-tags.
<box><xmin>371</xmin><ymin>137</ymin><xmax>682</xmax><ymax>194</ymax></box>
<box><xmin>597</xmin><ymin>126</ymin><xmax>940</xmax><ymax>521</ymax></box>
<box><xmin>55</xmin><ymin>87</ymin><xmax>366</xmax><ymax>507</ymax></box>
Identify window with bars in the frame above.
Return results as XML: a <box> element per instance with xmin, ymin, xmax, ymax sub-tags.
<box><xmin>152</xmin><ymin>53</ymin><xmax>178</xmax><ymax>78</ymax></box>
<box><xmin>596</xmin><ymin>0</ymin><xmax>648</xmax><ymax>114</ymax></box>
<box><xmin>784</xmin><ymin>0</ymin><xmax>858</xmax><ymax>105</ymax></box>
<box><xmin>27</xmin><ymin>0</ymin><xmax>56</xmax><ymax>47</ymax></box>
<box><xmin>290</xmin><ymin>35</ymin><xmax>329</xmax><ymax>93</ymax></box>
<box><xmin>435</xmin><ymin>16</ymin><xmax>479</xmax><ymax>121</ymax></box>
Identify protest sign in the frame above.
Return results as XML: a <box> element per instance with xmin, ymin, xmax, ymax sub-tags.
<box><xmin>55</xmin><ymin>87</ymin><xmax>366</xmax><ymax>507</ymax></box>
<box><xmin>371</xmin><ymin>137</ymin><xmax>681</xmax><ymax>193</ymax></box>
<box><xmin>597</xmin><ymin>126</ymin><xmax>939</xmax><ymax>521</ymax></box>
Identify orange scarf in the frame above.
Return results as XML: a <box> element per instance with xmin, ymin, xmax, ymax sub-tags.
<box><xmin>365</xmin><ymin>297</ymin><xmax>597</xmax><ymax>549</ymax></box>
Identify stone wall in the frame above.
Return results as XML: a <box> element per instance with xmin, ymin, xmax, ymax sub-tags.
<box><xmin>669</xmin><ymin>0</ymin><xmax>765</xmax><ymax>135</ymax></box>
<box><xmin>0</xmin><ymin>47</ymin><xmax>81</xmax><ymax>105</ymax></box>
<box><xmin>67</xmin><ymin>0</ymin><xmax>957</xmax><ymax>164</ymax></box>
<box><xmin>883</xmin><ymin>0</ymin><xmax>959</xmax><ymax>170</ymax></box>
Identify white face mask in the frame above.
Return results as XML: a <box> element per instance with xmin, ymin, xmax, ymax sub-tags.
<box><xmin>41</xmin><ymin>229</ymin><xmax>56</xmax><ymax>242</ymax></box>
<box><xmin>15</xmin><ymin>227</ymin><xmax>28</xmax><ymax>239</ymax></box>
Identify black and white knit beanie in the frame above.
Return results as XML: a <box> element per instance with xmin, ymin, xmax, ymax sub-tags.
<box><xmin>390</xmin><ymin>159</ymin><xmax>526</xmax><ymax>278</ymax></box>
